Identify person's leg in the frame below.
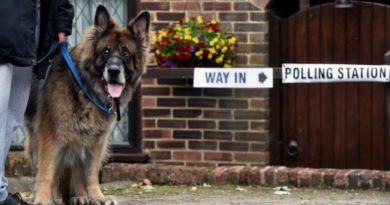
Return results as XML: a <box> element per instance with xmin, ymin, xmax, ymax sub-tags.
<box><xmin>0</xmin><ymin>66</ymin><xmax>33</xmax><ymax>198</ymax></box>
<box><xmin>0</xmin><ymin>64</ymin><xmax>13</xmax><ymax>202</ymax></box>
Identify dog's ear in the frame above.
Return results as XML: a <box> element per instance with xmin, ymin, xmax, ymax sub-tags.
<box><xmin>128</xmin><ymin>11</ymin><xmax>150</xmax><ymax>42</ymax></box>
<box><xmin>94</xmin><ymin>5</ymin><xmax>115</xmax><ymax>32</ymax></box>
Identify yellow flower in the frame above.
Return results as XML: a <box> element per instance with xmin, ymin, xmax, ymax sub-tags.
<box><xmin>215</xmin><ymin>55</ymin><xmax>224</xmax><ymax>64</ymax></box>
<box><xmin>209</xmin><ymin>48</ymin><xmax>216</xmax><ymax>54</ymax></box>
<box><xmin>174</xmin><ymin>24</ymin><xmax>182</xmax><ymax>31</ymax></box>
<box><xmin>184</xmin><ymin>17</ymin><xmax>190</xmax><ymax>23</ymax></box>
<box><xmin>221</xmin><ymin>46</ymin><xmax>228</xmax><ymax>53</ymax></box>
<box><xmin>156</xmin><ymin>49</ymin><xmax>160</xmax><ymax>55</ymax></box>
<box><xmin>208</xmin><ymin>53</ymin><xmax>213</xmax><ymax>60</ymax></box>
<box><xmin>210</xmin><ymin>38</ymin><xmax>218</xmax><ymax>46</ymax></box>
<box><xmin>184</xmin><ymin>34</ymin><xmax>192</xmax><ymax>40</ymax></box>
<box><xmin>192</xmin><ymin>37</ymin><xmax>199</xmax><ymax>44</ymax></box>
<box><xmin>195</xmin><ymin>49</ymin><xmax>203</xmax><ymax>57</ymax></box>
<box><xmin>224</xmin><ymin>64</ymin><xmax>231</xmax><ymax>68</ymax></box>
<box><xmin>197</xmin><ymin>16</ymin><xmax>203</xmax><ymax>24</ymax></box>
<box><xmin>229</xmin><ymin>37</ymin><xmax>237</xmax><ymax>44</ymax></box>
<box><xmin>210</xmin><ymin>20</ymin><xmax>217</xmax><ymax>25</ymax></box>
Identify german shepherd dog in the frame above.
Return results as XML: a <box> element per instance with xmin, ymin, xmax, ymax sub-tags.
<box><xmin>25</xmin><ymin>5</ymin><xmax>149</xmax><ymax>205</ymax></box>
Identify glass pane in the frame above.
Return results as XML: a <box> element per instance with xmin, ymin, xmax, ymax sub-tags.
<box><xmin>12</xmin><ymin>0</ymin><xmax>129</xmax><ymax>146</ymax></box>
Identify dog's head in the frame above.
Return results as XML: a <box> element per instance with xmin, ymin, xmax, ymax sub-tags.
<box><xmin>76</xmin><ymin>5</ymin><xmax>149</xmax><ymax>103</ymax></box>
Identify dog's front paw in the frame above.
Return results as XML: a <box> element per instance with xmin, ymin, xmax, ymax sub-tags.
<box><xmin>69</xmin><ymin>197</ymin><xmax>90</xmax><ymax>205</ymax></box>
<box><xmin>90</xmin><ymin>196</ymin><xmax>116</xmax><ymax>205</ymax></box>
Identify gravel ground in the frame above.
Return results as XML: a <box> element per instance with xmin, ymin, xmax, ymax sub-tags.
<box><xmin>8</xmin><ymin>177</ymin><xmax>390</xmax><ymax>205</ymax></box>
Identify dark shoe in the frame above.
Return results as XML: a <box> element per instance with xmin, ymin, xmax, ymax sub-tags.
<box><xmin>2</xmin><ymin>193</ymin><xmax>30</xmax><ymax>205</ymax></box>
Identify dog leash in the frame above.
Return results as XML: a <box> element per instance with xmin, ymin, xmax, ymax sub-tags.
<box><xmin>59</xmin><ymin>43</ymin><xmax>114</xmax><ymax>119</ymax></box>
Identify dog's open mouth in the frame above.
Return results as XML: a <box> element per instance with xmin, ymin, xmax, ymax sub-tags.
<box><xmin>105</xmin><ymin>82</ymin><xmax>125</xmax><ymax>98</ymax></box>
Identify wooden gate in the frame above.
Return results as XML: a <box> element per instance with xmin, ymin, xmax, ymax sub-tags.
<box><xmin>269</xmin><ymin>2</ymin><xmax>390</xmax><ymax>170</ymax></box>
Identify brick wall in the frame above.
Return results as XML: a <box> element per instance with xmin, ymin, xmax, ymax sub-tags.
<box><xmin>140</xmin><ymin>0</ymin><xmax>271</xmax><ymax>167</ymax></box>
<box><xmin>141</xmin><ymin>78</ymin><xmax>269</xmax><ymax>167</ymax></box>
<box><xmin>141</xmin><ymin>0</ymin><xmax>270</xmax><ymax>67</ymax></box>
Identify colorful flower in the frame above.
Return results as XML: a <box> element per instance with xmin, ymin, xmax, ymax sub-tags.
<box><xmin>151</xmin><ymin>16</ymin><xmax>237</xmax><ymax>68</ymax></box>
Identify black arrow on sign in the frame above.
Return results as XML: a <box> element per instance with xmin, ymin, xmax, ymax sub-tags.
<box><xmin>258</xmin><ymin>72</ymin><xmax>267</xmax><ymax>83</ymax></box>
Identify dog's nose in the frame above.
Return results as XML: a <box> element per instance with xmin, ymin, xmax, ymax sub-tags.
<box><xmin>107</xmin><ymin>66</ymin><xmax>121</xmax><ymax>76</ymax></box>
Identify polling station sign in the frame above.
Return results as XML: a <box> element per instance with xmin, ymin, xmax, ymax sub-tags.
<box><xmin>282</xmin><ymin>64</ymin><xmax>390</xmax><ymax>83</ymax></box>
<box><xmin>193</xmin><ymin>68</ymin><xmax>273</xmax><ymax>88</ymax></box>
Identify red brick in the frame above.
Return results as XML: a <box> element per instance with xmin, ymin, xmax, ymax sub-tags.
<box><xmin>250</xmin><ymin>12</ymin><xmax>266</xmax><ymax>21</ymax></box>
<box><xmin>234</xmin><ymin>2</ymin><xmax>260</xmax><ymax>10</ymax></box>
<box><xmin>238</xmin><ymin>167</ymin><xmax>250</xmax><ymax>185</ymax></box>
<box><xmin>141</xmin><ymin>78</ymin><xmax>155</xmax><ymax>85</ymax></box>
<box><xmin>157</xmin><ymin>12</ymin><xmax>185</xmax><ymax>21</ymax></box>
<box><xmin>157</xmin><ymin>140</ymin><xmax>185</xmax><ymax>149</ymax></box>
<box><xmin>234</xmin><ymin>110</ymin><xmax>266</xmax><ymax>120</ymax></box>
<box><xmin>173</xmin><ymin>130</ymin><xmax>202</xmax><ymax>139</ymax></box>
<box><xmin>204</xmin><ymin>131</ymin><xmax>233</xmax><ymax>141</ymax></box>
<box><xmin>359</xmin><ymin>170</ymin><xmax>373</xmax><ymax>190</ymax></box>
<box><xmin>372</xmin><ymin>171</ymin><xmax>385</xmax><ymax>190</ymax></box>
<box><xmin>227</xmin><ymin>167</ymin><xmax>241</xmax><ymax>185</ymax></box>
<box><xmin>298</xmin><ymin>168</ymin><xmax>313</xmax><ymax>187</ymax></box>
<box><xmin>173</xmin><ymin>109</ymin><xmax>202</xmax><ymax>118</ymax></box>
<box><xmin>251</xmin><ymin>121</ymin><xmax>269</xmax><ymax>131</ymax></box>
<box><xmin>220</xmin><ymin>142</ymin><xmax>249</xmax><ymax>151</ymax></box>
<box><xmin>235</xmin><ymin>132</ymin><xmax>267</xmax><ymax>141</ymax></box>
<box><xmin>173</xmin><ymin>88</ymin><xmax>202</xmax><ymax>96</ymax></box>
<box><xmin>188</xmin><ymin>120</ymin><xmax>216</xmax><ymax>129</ymax></box>
<box><xmin>172</xmin><ymin>151</ymin><xmax>201</xmax><ymax>161</ymax></box>
<box><xmin>348</xmin><ymin>170</ymin><xmax>362</xmax><ymax>189</ymax></box>
<box><xmin>214</xmin><ymin>167</ymin><xmax>227</xmax><ymax>185</ymax></box>
<box><xmin>287</xmin><ymin>168</ymin><xmax>301</xmax><ymax>187</ymax></box>
<box><xmin>311</xmin><ymin>169</ymin><xmax>323</xmax><ymax>188</ymax></box>
<box><xmin>141</xmin><ymin>2</ymin><xmax>170</xmax><ymax>10</ymax></box>
<box><xmin>188</xmin><ymin>99</ymin><xmax>217</xmax><ymax>107</ymax></box>
<box><xmin>189</xmin><ymin>141</ymin><xmax>217</xmax><ymax>150</ymax></box>
<box><xmin>143</xmin><ymin>130</ymin><xmax>171</xmax><ymax>139</ymax></box>
<box><xmin>334</xmin><ymin>170</ymin><xmax>348</xmax><ymax>189</ymax></box>
<box><xmin>250</xmin><ymin>143</ymin><xmax>267</xmax><ymax>152</ymax></box>
<box><xmin>234</xmin><ymin>153</ymin><xmax>266</xmax><ymax>163</ymax></box>
<box><xmin>219</xmin><ymin>99</ymin><xmax>248</xmax><ymax>109</ymax></box>
<box><xmin>157</xmin><ymin>79</ymin><xmax>187</xmax><ymax>85</ymax></box>
<box><xmin>204</xmin><ymin>110</ymin><xmax>232</xmax><ymax>119</ymax></box>
<box><xmin>158</xmin><ymin>120</ymin><xmax>186</xmax><ymax>128</ymax></box>
<box><xmin>276</xmin><ymin>167</ymin><xmax>289</xmax><ymax>185</ymax></box>
<box><xmin>234</xmin><ymin>23</ymin><xmax>264</xmax><ymax>32</ymax></box>
<box><xmin>143</xmin><ymin>119</ymin><xmax>156</xmax><ymax>128</ymax></box>
<box><xmin>155</xmin><ymin>161</ymin><xmax>184</xmax><ymax>166</ymax></box>
<box><xmin>265</xmin><ymin>167</ymin><xmax>277</xmax><ymax>186</ymax></box>
<box><xmin>234</xmin><ymin>89</ymin><xmax>267</xmax><ymax>98</ymax></box>
<box><xmin>143</xmin><ymin>141</ymin><xmax>155</xmax><ymax>149</ymax></box>
<box><xmin>150</xmin><ymin>151</ymin><xmax>171</xmax><ymax>160</ymax></box>
<box><xmin>142</xmin><ymin>87</ymin><xmax>170</xmax><ymax>96</ymax></box>
<box><xmin>187</xmin><ymin>162</ymin><xmax>217</xmax><ymax>168</ymax></box>
<box><xmin>203</xmin><ymin>2</ymin><xmax>232</xmax><ymax>11</ymax></box>
<box><xmin>157</xmin><ymin>98</ymin><xmax>186</xmax><ymax>107</ymax></box>
<box><xmin>204</xmin><ymin>152</ymin><xmax>232</xmax><ymax>161</ymax></box>
<box><xmin>248</xmin><ymin>167</ymin><xmax>261</xmax><ymax>185</ymax></box>
<box><xmin>323</xmin><ymin>169</ymin><xmax>337</xmax><ymax>187</ymax></box>
<box><xmin>143</xmin><ymin>109</ymin><xmax>170</xmax><ymax>117</ymax></box>
<box><xmin>172</xmin><ymin>2</ymin><xmax>199</xmax><ymax>11</ymax></box>
<box><xmin>204</xmin><ymin>89</ymin><xmax>233</xmax><ymax>97</ymax></box>
<box><xmin>220</xmin><ymin>121</ymin><xmax>248</xmax><ymax>130</ymax></box>
<box><xmin>250</xmin><ymin>99</ymin><xmax>268</xmax><ymax>109</ymax></box>
<box><xmin>142</xmin><ymin>98</ymin><xmax>156</xmax><ymax>107</ymax></box>
<box><xmin>219</xmin><ymin>12</ymin><xmax>248</xmax><ymax>21</ymax></box>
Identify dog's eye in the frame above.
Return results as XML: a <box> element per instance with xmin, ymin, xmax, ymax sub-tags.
<box><xmin>121</xmin><ymin>46</ymin><xmax>130</xmax><ymax>57</ymax></box>
<box><xmin>102</xmin><ymin>48</ymin><xmax>110</xmax><ymax>56</ymax></box>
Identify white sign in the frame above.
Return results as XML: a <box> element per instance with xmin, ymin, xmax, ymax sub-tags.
<box><xmin>282</xmin><ymin>64</ymin><xmax>390</xmax><ymax>83</ymax></box>
<box><xmin>193</xmin><ymin>68</ymin><xmax>273</xmax><ymax>88</ymax></box>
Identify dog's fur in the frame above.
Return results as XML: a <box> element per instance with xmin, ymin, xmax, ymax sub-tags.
<box><xmin>24</xmin><ymin>5</ymin><xmax>150</xmax><ymax>205</ymax></box>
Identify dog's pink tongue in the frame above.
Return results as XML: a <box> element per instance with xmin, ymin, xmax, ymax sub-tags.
<box><xmin>107</xmin><ymin>84</ymin><xmax>124</xmax><ymax>98</ymax></box>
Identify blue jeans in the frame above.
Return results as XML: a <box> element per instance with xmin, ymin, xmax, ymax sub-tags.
<box><xmin>0</xmin><ymin>65</ymin><xmax>33</xmax><ymax>201</ymax></box>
